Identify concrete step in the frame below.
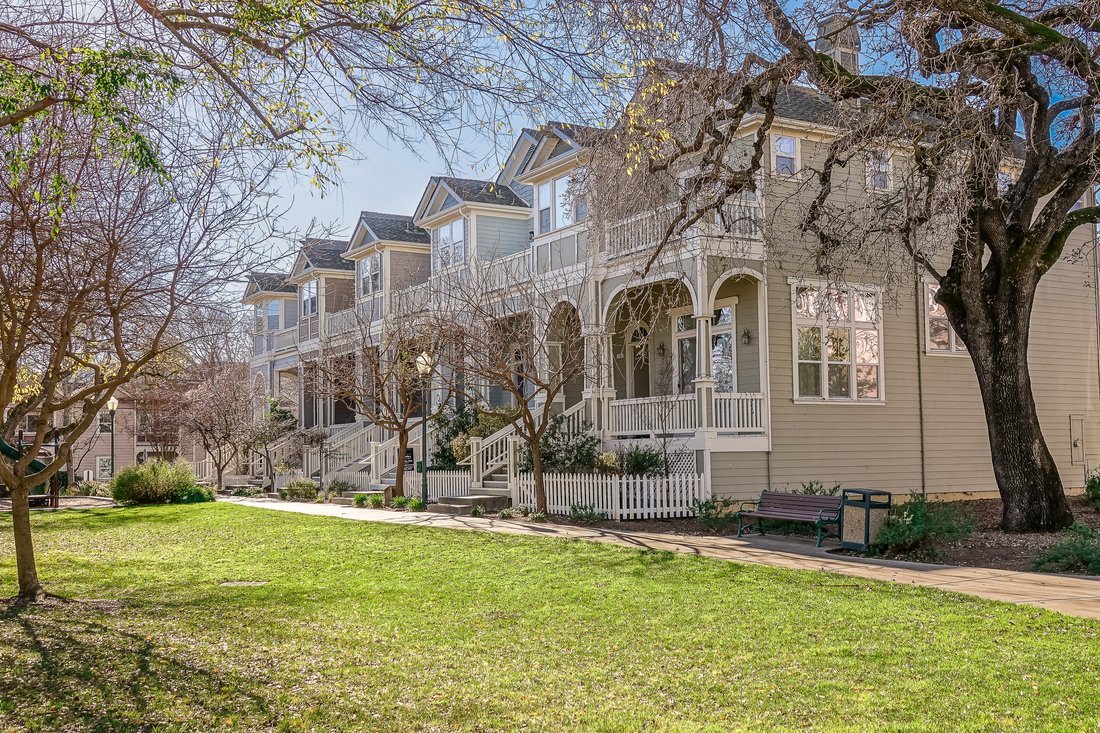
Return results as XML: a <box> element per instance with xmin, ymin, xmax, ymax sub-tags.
<box><xmin>432</xmin><ymin>494</ymin><xmax>511</xmax><ymax>513</ymax></box>
<box><xmin>264</xmin><ymin>492</ymin><xmax>280</xmax><ymax>499</ymax></box>
<box><xmin>329</xmin><ymin>497</ymin><xmax>355</xmax><ymax>506</ymax></box>
<box><xmin>475</xmin><ymin>486</ymin><xmax>511</xmax><ymax>498</ymax></box>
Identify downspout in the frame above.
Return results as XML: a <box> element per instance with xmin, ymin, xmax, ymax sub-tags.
<box><xmin>913</xmin><ymin>258</ymin><xmax>928</xmax><ymax>497</ymax></box>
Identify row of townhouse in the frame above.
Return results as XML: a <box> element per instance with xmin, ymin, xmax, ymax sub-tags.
<box><xmin>244</xmin><ymin>56</ymin><xmax>1100</xmax><ymax>503</ymax></box>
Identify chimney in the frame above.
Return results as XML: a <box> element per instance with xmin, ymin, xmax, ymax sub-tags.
<box><xmin>814</xmin><ymin>15</ymin><xmax>861</xmax><ymax>73</ymax></box>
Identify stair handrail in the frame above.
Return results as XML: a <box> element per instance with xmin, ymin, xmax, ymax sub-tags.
<box><xmin>462</xmin><ymin>401</ymin><xmax>587</xmax><ymax>483</ymax></box>
<box><xmin>368</xmin><ymin>420</ymin><xmax>434</xmax><ymax>484</ymax></box>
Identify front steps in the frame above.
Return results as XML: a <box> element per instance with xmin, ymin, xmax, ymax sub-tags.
<box><xmin>427</xmin><ymin>494</ymin><xmax>511</xmax><ymax>515</ymax></box>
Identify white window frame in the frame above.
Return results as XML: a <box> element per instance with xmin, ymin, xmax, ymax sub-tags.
<box><xmin>433</xmin><ymin>218</ymin><xmax>466</xmax><ymax>271</ymax></box>
<box><xmin>923</xmin><ymin>280</ymin><xmax>967</xmax><ymax>356</ymax></box>
<box><xmin>790</xmin><ymin>279</ymin><xmax>885</xmax><ymax>403</ymax></box>
<box><xmin>536</xmin><ymin>175</ymin><xmax>579</xmax><ymax>235</ymax></box>
<box><xmin>98</xmin><ymin>410</ymin><xmax>114</xmax><ymax>434</ymax></box>
<box><xmin>266</xmin><ymin>301</ymin><xmax>280</xmax><ymax>331</ymax></box>
<box><xmin>359</xmin><ymin>252</ymin><xmax>383</xmax><ymax>296</ymax></box>
<box><xmin>672</xmin><ymin>299</ymin><xmax>739</xmax><ymax>395</ymax></box>
<box><xmin>867</xmin><ymin>152</ymin><xmax>893</xmax><ymax>193</ymax></box>
<box><xmin>301</xmin><ymin>280</ymin><xmax>318</xmax><ymax>316</ymax></box>
<box><xmin>771</xmin><ymin>134</ymin><xmax>800</xmax><ymax>177</ymax></box>
<box><xmin>96</xmin><ymin>456</ymin><xmax>113</xmax><ymax>481</ymax></box>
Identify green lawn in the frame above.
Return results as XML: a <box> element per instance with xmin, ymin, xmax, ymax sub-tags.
<box><xmin>1</xmin><ymin>504</ymin><xmax>1098</xmax><ymax>732</ymax></box>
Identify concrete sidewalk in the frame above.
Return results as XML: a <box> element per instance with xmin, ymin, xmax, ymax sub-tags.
<box><xmin>225</xmin><ymin>496</ymin><xmax>1100</xmax><ymax>621</ymax></box>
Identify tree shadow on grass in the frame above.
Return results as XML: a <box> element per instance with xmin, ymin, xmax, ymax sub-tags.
<box><xmin>0</xmin><ymin>595</ymin><xmax>275</xmax><ymax>732</ymax></box>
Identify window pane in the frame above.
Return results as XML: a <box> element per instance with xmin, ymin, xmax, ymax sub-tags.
<box><xmin>712</xmin><ymin>333</ymin><xmax>735</xmax><ymax>393</ymax></box>
<box><xmin>827</xmin><ymin>328</ymin><xmax>850</xmax><ymax>362</ymax></box>
<box><xmin>713</xmin><ymin>306</ymin><xmax>733</xmax><ymax>326</ymax></box>
<box><xmin>856</xmin><ymin>366</ymin><xmax>879</xmax><ymax>399</ymax></box>
<box><xmin>795</xmin><ymin>287</ymin><xmax>820</xmax><ymax>318</ymax></box>
<box><xmin>775</xmin><ymin>136</ymin><xmax>796</xmax><ymax>156</ymax></box>
<box><xmin>538</xmin><ymin>181</ymin><xmax>550</xmax><ymax>211</ymax></box>
<box><xmin>539</xmin><ymin>208</ymin><xmax>551</xmax><ymax>234</ymax></box>
<box><xmin>828</xmin><ymin>364</ymin><xmax>851</xmax><ymax>398</ymax></box>
<box><xmin>926</xmin><ymin>284</ymin><xmax>944</xmax><ymax>317</ymax></box>
<box><xmin>798</xmin><ymin>363</ymin><xmax>822</xmax><ymax>397</ymax></box>
<box><xmin>855</xmin><ymin>329</ymin><xmax>879</xmax><ymax>364</ymax></box>
<box><xmin>555</xmin><ymin>175</ymin><xmax>571</xmax><ymax>227</ymax></box>
<box><xmin>853</xmin><ymin>290</ymin><xmax>879</xmax><ymax>322</ymax></box>
<box><xmin>929</xmin><ymin>319</ymin><xmax>950</xmax><ymax>350</ymax></box>
<box><xmin>676</xmin><ymin>314</ymin><xmax>696</xmax><ymax>332</ymax></box>
<box><xmin>678</xmin><ymin>338</ymin><xmax>696</xmax><ymax>393</ymax></box>
<box><xmin>776</xmin><ymin>156</ymin><xmax>795</xmax><ymax>176</ymax></box>
<box><xmin>797</xmin><ymin>326</ymin><xmax>821</xmax><ymax>361</ymax></box>
<box><xmin>824</xmin><ymin>288</ymin><xmax>850</xmax><ymax>322</ymax></box>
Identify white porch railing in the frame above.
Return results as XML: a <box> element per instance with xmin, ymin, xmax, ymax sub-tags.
<box><xmin>475</xmin><ymin>251</ymin><xmax>531</xmax><ymax>292</ymax></box>
<box><xmin>273</xmin><ymin>327</ymin><xmax>297</xmax><ymax>351</ymax></box>
<box><xmin>462</xmin><ymin>401</ymin><xmax>587</xmax><ymax>485</ymax></box>
<box><xmin>714</xmin><ymin>393</ymin><xmax>767</xmax><ymax>433</ymax></box>
<box><xmin>605</xmin><ymin>205</ymin><xmax>680</xmax><ymax>258</ymax></box>
<box><xmin>608</xmin><ymin>394</ymin><xmax>697</xmax><ymax>437</ymax></box>
<box><xmin>605</xmin><ymin>200</ymin><xmax>763</xmax><ymax>258</ymax></box>
<box><xmin>515</xmin><ymin>472</ymin><xmax>708</xmax><ymax>520</ymax></box>
<box><xmin>329</xmin><ymin>422</ymin><xmax>382</xmax><ymax>472</ymax></box>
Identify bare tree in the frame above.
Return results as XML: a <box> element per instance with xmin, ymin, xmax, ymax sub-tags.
<box><xmin>433</xmin><ymin>260</ymin><xmax>591</xmax><ymax>513</ymax></box>
<box><xmin>314</xmin><ymin>305</ymin><xmax>455</xmax><ymax>497</ymax></box>
<box><xmin>577</xmin><ymin>0</ymin><xmax>1100</xmax><ymax>532</ymax></box>
<box><xmin>0</xmin><ymin>110</ymin><xmax>274</xmax><ymax>600</ymax></box>
<box><xmin>181</xmin><ymin>361</ymin><xmax>254</xmax><ymax>493</ymax></box>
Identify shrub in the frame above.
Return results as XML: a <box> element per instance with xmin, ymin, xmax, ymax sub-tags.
<box><xmin>1032</xmin><ymin>523</ymin><xmax>1100</xmax><ymax>575</ymax></box>
<box><xmin>431</xmin><ymin>402</ymin><xmax>478</xmax><ymax>469</ymax></box>
<box><xmin>569</xmin><ymin>503</ymin><xmax>608</xmax><ymax>523</ymax></box>
<box><xmin>451</xmin><ymin>434</ymin><xmax>472</xmax><ymax>463</ymax></box>
<box><xmin>111</xmin><ymin>461</ymin><xmax>207</xmax><ymax>505</ymax></box>
<box><xmin>328</xmin><ymin>479</ymin><xmax>354</xmax><ymax>496</ymax></box>
<box><xmin>392</xmin><ymin>495</ymin><xmax>408</xmax><ymax>509</ymax></box>
<box><xmin>1085</xmin><ymin>468</ymin><xmax>1100</xmax><ymax>511</ymax></box>
<box><xmin>279</xmin><ymin>479</ymin><xmax>318</xmax><ymax>502</ymax></box>
<box><xmin>520</xmin><ymin>414</ymin><xmax>600</xmax><ymax>473</ymax></box>
<box><xmin>498</xmin><ymin>508</ymin><xmax>514</xmax><ymax>519</ymax></box>
<box><xmin>516</xmin><ymin>505</ymin><xmax>531</xmax><ymax>517</ymax></box>
<box><xmin>469</xmin><ymin>504</ymin><xmax>486</xmax><ymax>517</ymax></box>
<box><xmin>618</xmin><ymin>444</ymin><xmax>666</xmax><ymax>476</ymax></box>
<box><xmin>595</xmin><ymin>451</ymin><xmax>620</xmax><ymax>474</ymax></box>
<box><xmin>353</xmin><ymin>493</ymin><xmax>368</xmax><ymax>507</ymax></box>
<box><xmin>367</xmin><ymin>493</ymin><xmax>385</xmax><ymax>509</ymax></box>
<box><xmin>71</xmin><ymin>480</ymin><xmax>110</xmax><ymax>497</ymax></box>
<box><xmin>231</xmin><ymin>485</ymin><xmax>265</xmax><ymax>497</ymax></box>
<box><xmin>529</xmin><ymin>511</ymin><xmax>548</xmax><ymax>523</ymax></box>
<box><xmin>801</xmin><ymin>480</ymin><xmax>842</xmax><ymax>496</ymax></box>
<box><xmin>868</xmin><ymin>494</ymin><xmax>975</xmax><ymax>561</ymax></box>
<box><xmin>693</xmin><ymin>497</ymin><xmax>738</xmax><ymax>532</ymax></box>
<box><xmin>406</xmin><ymin>496</ymin><xmax>426</xmax><ymax>511</ymax></box>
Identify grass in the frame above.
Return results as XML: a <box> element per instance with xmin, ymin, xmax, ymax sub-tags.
<box><xmin>1</xmin><ymin>504</ymin><xmax>1099</xmax><ymax>732</ymax></box>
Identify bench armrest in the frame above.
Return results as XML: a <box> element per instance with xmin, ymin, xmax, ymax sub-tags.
<box><xmin>737</xmin><ymin>500</ymin><xmax>759</xmax><ymax>512</ymax></box>
<box><xmin>816</xmin><ymin>508</ymin><xmax>841</xmax><ymax>522</ymax></box>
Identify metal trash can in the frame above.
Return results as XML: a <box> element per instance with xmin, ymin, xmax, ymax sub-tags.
<box><xmin>840</xmin><ymin>489</ymin><xmax>892</xmax><ymax>551</ymax></box>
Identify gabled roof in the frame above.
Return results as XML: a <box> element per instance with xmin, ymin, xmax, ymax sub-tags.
<box><xmin>414</xmin><ymin>176</ymin><xmax>531</xmax><ymax>224</ymax></box>
<box><xmin>356</xmin><ymin>211</ymin><xmax>430</xmax><ymax>245</ymax></box>
<box><xmin>246</xmin><ymin>271</ymin><xmax>295</xmax><ymax>294</ymax></box>
<box><xmin>300</xmin><ymin>238</ymin><xmax>353</xmax><ymax>271</ymax></box>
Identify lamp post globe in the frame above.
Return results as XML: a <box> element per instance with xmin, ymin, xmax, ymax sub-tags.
<box><xmin>106</xmin><ymin>396</ymin><xmax>119</xmax><ymax>479</ymax></box>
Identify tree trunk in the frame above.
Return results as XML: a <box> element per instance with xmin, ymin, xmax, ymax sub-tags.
<box><xmin>963</xmin><ymin>287</ymin><xmax>1073</xmax><ymax>532</ymax></box>
<box><xmin>530</xmin><ymin>443</ymin><xmax>547</xmax><ymax>513</ymax></box>
<box><xmin>393</xmin><ymin>431</ymin><xmax>408</xmax><ymax>499</ymax></box>
<box><xmin>9</xmin><ymin>484</ymin><xmax>45</xmax><ymax>600</ymax></box>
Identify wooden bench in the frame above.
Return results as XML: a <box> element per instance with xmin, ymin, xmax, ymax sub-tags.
<box><xmin>734</xmin><ymin>491</ymin><xmax>842</xmax><ymax>547</ymax></box>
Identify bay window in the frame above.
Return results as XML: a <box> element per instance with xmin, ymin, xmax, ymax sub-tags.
<box><xmin>301</xmin><ymin>280</ymin><xmax>318</xmax><ymax>316</ymax></box>
<box><xmin>433</xmin><ymin>218</ymin><xmax>466</xmax><ymax>271</ymax></box>
<box><xmin>793</xmin><ymin>283</ymin><xmax>882</xmax><ymax>401</ymax></box>
<box><xmin>537</xmin><ymin>175</ymin><xmax>579</xmax><ymax>235</ymax></box>
<box><xmin>925</xmin><ymin>281</ymin><xmax>965</xmax><ymax>354</ymax></box>
<box><xmin>360</xmin><ymin>252</ymin><xmax>383</xmax><ymax>295</ymax></box>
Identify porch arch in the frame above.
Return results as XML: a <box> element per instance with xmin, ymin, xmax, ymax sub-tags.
<box><xmin>601</xmin><ymin>273</ymin><xmax>700</xmax><ymax>326</ymax></box>
<box><xmin>709</xmin><ymin>267</ymin><xmax>766</xmax><ymax>312</ymax></box>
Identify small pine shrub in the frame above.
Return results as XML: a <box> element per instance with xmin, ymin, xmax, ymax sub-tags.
<box><xmin>529</xmin><ymin>511</ymin><xmax>548</xmax><ymax>523</ymax></box>
<box><xmin>469</xmin><ymin>505</ymin><xmax>486</xmax><ymax>517</ymax></box>
<box><xmin>406</xmin><ymin>496</ymin><xmax>426</xmax><ymax>511</ymax></box>
<box><xmin>1085</xmin><ymin>468</ymin><xmax>1100</xmax><ymax>511</ymax></box>
<box><xmin>1032</xmin><ymin>523</ymin><xmax>1100</xmax><ymax>574</ymax></box>
<box><xmin>392</xmin><ymin>495</ymin><xmax>408</xmax><ymax>509</ymax></box>
<box><xmin>569</xmin><ymin>503</ymin><xmax>608</xmax><ymax>523</ymax></box>
<box><xmin>868</xmin><ymin>494</ymin><xmax>975</xmax><ymax>561</ymax></box>
<box><xmin>353</xmin><ymin>493</ymin><xmax>368</xmax><ymax>507</ymax></box>
<box><xmin>692</xmin><ymin>497</ymin><xmax>738</xmax><ymax>532</ymax></box>
<box><xmin>619</xmin><ymin>445</ymin><xmax>667</xmax><ymax>476</ymax></box>
<box><xmin>498</xmin><ymin>508</ymin><xmax>514</xmax><ymax>519</ymax></box>
<box><xmin>280</xmin><ymin>479</ymin><xmax>318</xmax><ymax>502</ymax></box>
<box><xmin>367</xmin><ymin>493</ymin><xmax>385</xmax><ymax>509</ymax></box>
<box><xmin>111</xmin><ymin>461</ymin><xmax>207</xmax><ymax>505</ymax></box>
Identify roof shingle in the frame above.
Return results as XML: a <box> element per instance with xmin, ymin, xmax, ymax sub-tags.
<box><xmin>357</xmin><ymin>211</ymin><xmax>430</xmax><ymax>245</ymax></box>
<box><xmin>301</xmin><ymin>238</ymin><xmax>353</xmax><ymax>271</ymax></box>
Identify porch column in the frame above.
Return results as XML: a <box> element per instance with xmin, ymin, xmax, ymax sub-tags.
<box><xmin>582</xmin><ymin>330</ymin><xmax>616</xmax><ymax>435</ymax></box>
<box><xmin>693</xmin><ymin>313</ymin><xmax>715</xmax><ymax>432</ymax></box>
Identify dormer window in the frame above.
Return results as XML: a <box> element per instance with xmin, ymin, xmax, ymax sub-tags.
<box><xmin>773</xmin><ymin>135</ymin><xmax>798</xmax><ymax>175</ymax></box>
<box><xmin>301</xmin><ymin>280</ymin><xmax>318</xmax><ymax>316</ymax></box>
<box><xmin>254</xmin><ymin>301</ymin><xmax>280</xmax><ymax>331</ymax></box>
<box><xmin>537</xmin><ymin>175</ymin><xmax>579</xmax><ymax>235</ymax></box>
<box><xmin>433</xmin><ymin>218</ymin><xmax>466</xmax><ymax>271</ymax></box>
<box><xmin>360</xmin><ymin>252</ymin><xmax>383</xmax><ymax>296</ymax></box>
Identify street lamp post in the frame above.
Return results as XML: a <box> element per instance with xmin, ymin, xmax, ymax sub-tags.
<box><xmin>107</xmin><ymin>396</ymin><xmax>119</xmax><ymax>479</ymax></box>
<box><xmin>414</xmin><ymin>351</ymin><xmax>434</xmax><ymax>507</ymax></box>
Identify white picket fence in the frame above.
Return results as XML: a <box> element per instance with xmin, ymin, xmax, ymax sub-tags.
<box><xmin>516</xmin><ymin>472</ymin><xmax>708</xmax><ymax>520</ymax></box>
<box><xmin>328</xmin><ymin>469</ymin><xmax>373</xmax><ymax>490</ymax></box>
<box><xmin>400</xmin><ymin>470</ymin><xmax>473</xmax><ymax>501</ymax></box>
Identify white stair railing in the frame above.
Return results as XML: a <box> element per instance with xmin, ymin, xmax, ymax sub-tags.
<box><xmin>463</xmin><ymin>401</ymin><xmax>588</xmax><ymax>487</ymax></box>
<box><xmin>368</xmin><ymin>421</ymin><xmax>435</xmax><ymax>485</ymax></box>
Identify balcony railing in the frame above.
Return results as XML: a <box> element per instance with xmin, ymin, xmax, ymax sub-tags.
<box><xmin>605</xmin><ymin>200</ymin><xmax>763</xmax><ymax>258</ymax></box>
<box><xmin>273</xmin><ymin>327</ymin><xmax>297</xmax><ymax>351</ymax></box>
<box><xmin>324</xmin><ymin>296</ymin><xmax>384</xmax><ymax>336</ymax></box>
<box><xmin>607</xmin><ymin>392</ymin><xmax>766</xmax><ymax>438</ymax></box>
<box><xmin>714</xmin><ymin>393</ymin><xmax>767</xmax><ymax>434</ymax></box>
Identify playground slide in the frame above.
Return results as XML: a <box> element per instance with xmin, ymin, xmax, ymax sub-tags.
<box><xmin>0</xmin><ymin>436</ymin><xmax>54</xmax><ymax>495</ymax></box>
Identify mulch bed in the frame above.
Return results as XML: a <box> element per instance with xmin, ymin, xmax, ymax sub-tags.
<box><xmin>0</xmin><ymin>496</ymin><xmax>117</xmax><ymax>512</ymax></box>
<box><xmin>936</xmin><ymin>494</ymin><xmax>1100</xmax><ymax>572</ymax></box>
